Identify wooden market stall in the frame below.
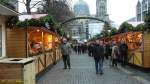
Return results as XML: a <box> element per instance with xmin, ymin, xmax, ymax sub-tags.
<box><xmin>0</xmin><ymin>4</ymin><xmax>37</xmax><ymax>84</ymax></box>
<box><xmin>110</xmin><ymin>31</ymin><xmax>150</xmax><ymax>69</ymax></box>
<box><xmin>6</xmin><ymin>26</ymin><xmax>62</xmax><ymax>75</ymax></box>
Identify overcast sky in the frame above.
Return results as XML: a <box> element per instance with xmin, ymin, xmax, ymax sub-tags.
<box><xmin>19</xmin><ymin>0</ymin><xmax>139</xmax><ymax>26</ymax></box>
<box><xmin>72</xmin><ymin>0</ymin><xmax>139</xmax><ymax>26</ymax></box>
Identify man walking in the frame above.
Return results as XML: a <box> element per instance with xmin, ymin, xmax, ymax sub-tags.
<box><xmin>88</xmin><ymin>43</ymin><xmax>93</xmax><ymax>57</ymax></box>
<box><xmin>60</xmin><ymin>38</ymin><xmax>71</xmax><ymax>69</ymax></box>
<box><xmin>93</xmin><ymin>40</ymin><xmax>105</xmax><ymax>75</ymax></box>
<box><xmin>105</xmin><ymin>41</ymin><xmax>111</xmax><ymax>60</ymax></box>
<box><xmin>119</xmin><ymin>40</ymin><xmax>128</xmax><ymax>67</ymax></box>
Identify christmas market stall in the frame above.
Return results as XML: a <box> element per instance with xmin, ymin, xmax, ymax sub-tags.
<box><xmin>0</xmin><ymin>4</ymin><xmax>36</xmax><ymax>84</ymax></box>
<box><xmin>27</xmin><ymin>26</ymin><xmax>61</xmax><ymax>74</ymax></box>
<box><xmin>5</xmin><ymin>15</ymin><xmax>62</xmax><ymax>84</ymax></box>
<box><xmin>6</xmin><ymin>26</ymin><xmax>61</xmax><ymax>75</ymax></box>
<box><xmin>110</xmin><ymin>31</ymin><xmax>150</xmax><ymax>69</ymax></box>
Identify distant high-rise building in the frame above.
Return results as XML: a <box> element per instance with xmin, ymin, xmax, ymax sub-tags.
<box><xmin>96</xmin><ymin>0</ymin><xmax>107</xmax><ymax>21</ymax></box>
<box><xmin>136</xmin><ymin>1</ymin><xmax>142</xmax><ymax>21</ymax></box>
<box><xmin>136</xmin><ymin>0</ymin><xmax>150</xmax><ymax>21</ymax></box>
<box><xmin>142</xmin><ymin>0</ymin><xmax>148</xmax><ymax>20</ymax></box>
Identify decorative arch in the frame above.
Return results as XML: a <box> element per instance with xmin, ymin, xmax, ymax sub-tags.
<box><xmin>60</xmin><ymin>16</ymin><xmax>107</xmax><ymax>26</ymax></box>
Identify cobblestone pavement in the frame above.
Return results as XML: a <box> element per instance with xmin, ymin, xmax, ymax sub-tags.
<box><xmin>37</xmin><ymin>53</ymin><xmax>150</xmax><ymax>84</ymax></box>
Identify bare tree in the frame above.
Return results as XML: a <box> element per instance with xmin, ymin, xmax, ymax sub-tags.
<box><xmin>18</xmin><ymin>0</ymin><xmax>32</xmax><ymax>14</ymax></box>
<box><xmin>25</xmin><ymin>0</ymin><xmax>32</xmax><ymax>14</ymax></box>
<box><xmin>19</xmin><ymin>0</ymin><xmax>42</xmax><ymax>14</ymax></box>
<box><xmin>38</xmin><ymin>0</ymin><xmax>74</xmax><ymax>22</ymax></box>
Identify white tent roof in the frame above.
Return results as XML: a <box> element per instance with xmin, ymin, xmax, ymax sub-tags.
<box><xmin>0</xmin><ymin>4</ymin><xmax>18</xmax><ymax>16</ymax></box>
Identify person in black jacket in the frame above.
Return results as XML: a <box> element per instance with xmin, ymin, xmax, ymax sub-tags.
<box><xmin>88</xmin><ymin>43</ymin><xmax>93</xmax><ymax>56</ymax></box>
<box><xmin>119</xmin><ymin>40</ymin><xmax>128</xmax><ymax>67</ymax></box>
<box><xmin>93</xmin><ymin>40</ymin><xmax>105</xmax><ymax>75</ymax></box>
<box><xmin>105</xmin><ymin>41</ymin><xmax>111</xmax><ymax>60</ymax></box>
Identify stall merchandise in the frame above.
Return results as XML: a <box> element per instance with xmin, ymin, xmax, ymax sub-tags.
<box><xmin>6</xmin><ymin>26</ymin><xmax>62</xmax><ymax>75</ymax></box>
<box><xmin>96</xmin><ymin>31</ymin><xmax>150</xmax><ymax>69</ymax></box>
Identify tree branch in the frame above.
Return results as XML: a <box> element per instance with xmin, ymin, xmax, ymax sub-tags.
<box><xmin>30</xmin><ymin>1</ymin><xmax>41</xmax><ymax>9</ymax></box>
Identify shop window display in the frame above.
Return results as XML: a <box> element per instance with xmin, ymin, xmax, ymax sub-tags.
<box><xmin>28</xmin><ymin>29</ymin><xmax>54</xmax><ymax>56</ymax></box>
<box><xmin>29</xmin><ymin>41</ymin><xmax>43</xmax><ymax>55</ymax></box>
<box><xmin>44</xmin><ymin>34</ymin><xmax>53</xmax><ymax>52</ymax></box>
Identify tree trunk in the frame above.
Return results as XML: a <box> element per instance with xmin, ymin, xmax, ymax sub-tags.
<box><xmin>26</xmin><ymin>0</ymin><xmax>31</xmax><ymax>14</ymax></box>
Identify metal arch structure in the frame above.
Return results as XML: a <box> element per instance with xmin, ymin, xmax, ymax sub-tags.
<box><xmin>60</xmin><ymin>16</ymin><xmax>107</xmax><ymax>26</ymax></box>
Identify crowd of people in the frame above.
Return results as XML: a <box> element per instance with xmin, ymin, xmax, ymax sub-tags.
<box><xmin>87</xmin><ymin>40</ymin><xmax>128</xmax><ymax>74</ymax></box>
<box><xmin>72</xmin><ymin>43</ymin><xmax>87</xmax><ymax>54</ymax></box>
<box><xmin>60</xmin><ymin>37</ymin><xmax>128</xmax><ymax>75</ymax></box>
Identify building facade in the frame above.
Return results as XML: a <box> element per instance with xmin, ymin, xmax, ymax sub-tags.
<box><xmin>142</xmin><ymin>0</ymin><xmax>148</xmax><ymax>20</ymax></box>
<box><xmin>96</xmin><ymin>0</ymin><xmax>107</xmax><ymax>21</ymax></box>
<box><xmin>88</xmin><ymin>20</ymin><xmax>103</xmax><ymax>38</ymax></box>
<box><xmin>136</xmin><ymin>0</ymin><xmax>150</xmax><ymax>21</ymax></box>
<box><xmin>72</xmin><ymin>0</ymin><xmax>90</xmax><ymax>41</ymax></box>
<box><xmin>74</xmin><ymin>0</ymin><xmax>90</xmax><ymax>16</ymax></box>
<box><xmin>136</xmin><ymin>1</ymin><xmax>142</xmax><ymax>21</ymax></box>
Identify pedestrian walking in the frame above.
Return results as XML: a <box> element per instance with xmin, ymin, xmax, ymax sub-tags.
<box><xmin>81</xmin><ymin>44</ymin><xmax>84</xmax><ymax>54</ymax></box>
<box><xmin>78</xmin><ymin>44</ymin><xmax>82</xmax><ymax>54</ymax></box>
<box><xmin>119</xmin><ymin>40</ymin><xmax>128</xmax><ymax>67</ymax></box>
<box><xmin>111</xmin><ymin>41</ymin><xmax>119</xmax><ymax>67</ymax></box>
<box><xmin>88</xmin><ymin>43</ymin><xmax>93</xmax><ymax>57</ymax></box>
<box><xmin>74</xmin><ymin>44</ymin><xmax>78</xmax><ymax>54</ymax></box>
<box><xmin>60</xmin><ymin>38</ymin><xmax>71</xmax><ymax>69</ymax></box>
<box><xmin>105</xmin><ymin>41</ymin><xmax>111</xmax><ymax>60</ymax></box>
<box><xmin>93</xmin><ymin>40</ymin><xmax>105</xmax><ymax>75</ymax></box>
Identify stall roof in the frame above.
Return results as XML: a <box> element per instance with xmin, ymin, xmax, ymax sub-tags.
<box><xmin>19</xmin><ymin>14</ymin><xmax>47</xmax><ymax>21</ymax></box>
<box><xmin>27</xmin><ymin>26</ymin><xmax>57</xmax><ymax>35</ymax></box>
<box><xmin>0</xmin><ymin>4</ymin><xmax>18</xmax><ymax>16</ymax></box>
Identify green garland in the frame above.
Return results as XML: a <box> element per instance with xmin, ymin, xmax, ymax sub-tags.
<box><xmin>6</xmin><ymin>15</ymin><xmax>65</xmax><ymax>36</ymax></box>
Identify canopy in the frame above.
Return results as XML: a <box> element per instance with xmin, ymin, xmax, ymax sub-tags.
<box><xmin>0</xmin><ymin>4</ymin><xmax>18</xmax><ymax>16</ymax></box>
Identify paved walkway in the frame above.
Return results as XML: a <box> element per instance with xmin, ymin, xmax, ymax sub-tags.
<box><xmin>37</xmin><ymin>53</ymin><xmax>149</xmax><ymax>84</ymax></box>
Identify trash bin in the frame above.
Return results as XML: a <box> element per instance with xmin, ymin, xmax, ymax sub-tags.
<box><xmin>0</xmin><ymin>58</ymin><xmax>35</xmax><ymax>84</ymax></box>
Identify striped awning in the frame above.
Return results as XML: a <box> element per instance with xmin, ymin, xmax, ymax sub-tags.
<box><xmin>0</xmin><ymin>4</ymin><xmax>18</xmax><ymax>16</ymax></box>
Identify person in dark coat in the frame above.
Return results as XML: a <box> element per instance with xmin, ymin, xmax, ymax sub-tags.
<box><xmin>77</xmin><ymin>44</ymin><xmax>80</xmax><ymax>54</ymax></box>
<box><xmin>81</xmin><ymin>44</ymin><xmax>84</xmax><ymax>54</ymax></box>
<box><xmin>60</xmin><ymin>38</ymin><xmax>72</xmax><ymax>69</ymax></box>
<box><xmin>87</xmin><ymin>43</ymin><xmax>93</xmax><ymax>57</ymax></box>
<box><xmin>78</xmin><ymin>44</ymin><xmax>82</xmax><ymax>54</ymax></box>
<box><xmin>93</xmin><ymin>40</ymin><xmax>105</xmax><ymax>75</ymax></box>
<box><xmin>105</xmin><ymin>42</ymin><xmax>111</xmax><ymax>60</ymax></box>
<box><xmin>74</xmin><ymin>44</ymin><xmax>77</xmax><ymax>53</ymax></box>
<box><xmin>88</xmin><ymin>43</ymin><xmax>92</xmax><ymax>56</ymax></box>
<box><xmin>82</xmin><ymin>44</ymin><xmax>87</xmax><ymax>53</ymax></box>
<box><xmin>119</xmin><ymin>40</ymin><xmax>128</xmax><ymax>67</ymax></box>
